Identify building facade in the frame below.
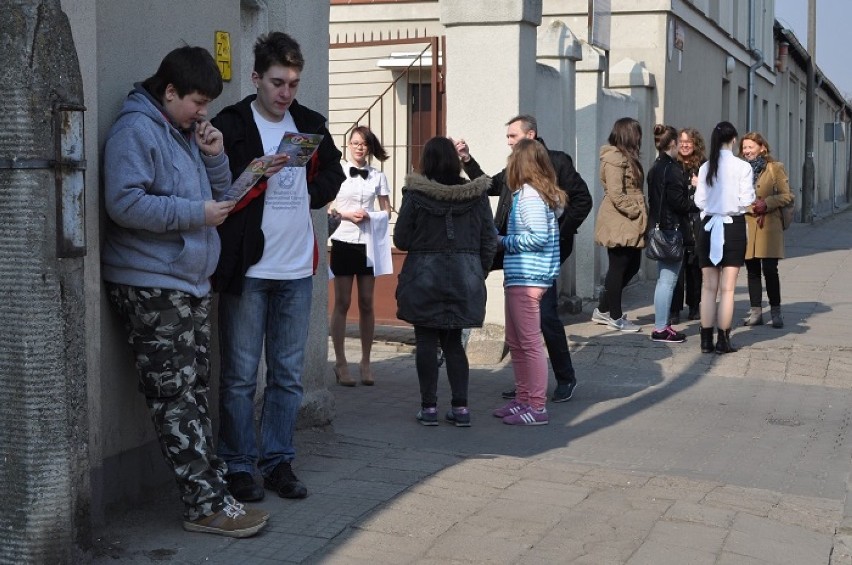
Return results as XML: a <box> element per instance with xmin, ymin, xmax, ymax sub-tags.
<box><xmin>329</xmin><ymin>0</ymin><xmax>851</xmax><ymax>319</ymax></box>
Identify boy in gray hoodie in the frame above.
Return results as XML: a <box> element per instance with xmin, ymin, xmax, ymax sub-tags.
<box><xmin>102</xmin><ymin>46</ymin><xmax>267</xmax><ymax>538</ymax></box>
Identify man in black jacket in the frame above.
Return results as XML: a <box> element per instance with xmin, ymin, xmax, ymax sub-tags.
<box><xmin>456</xmin><ymin>115</ymin><xmax>592</xmax><ymax>402</ymax></box>
<box><xmin>211</xmin><ymin>32</ymin><xmax>344</xmax><ymax>503</ymax></box>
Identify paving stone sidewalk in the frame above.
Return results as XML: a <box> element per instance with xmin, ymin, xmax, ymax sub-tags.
<box><xmin>89</xmin><ymin>210</ymin><xmax>852</xmax><ymax>564</ymax></box>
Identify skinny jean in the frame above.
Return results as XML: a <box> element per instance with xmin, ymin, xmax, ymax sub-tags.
<box><xmin>653</xmin><ymin>259</ymin><xmax>682</xmax><ymax>331</ymax></box>
<box><xmin>598</xmin><ymin>247</ymin><xmax>642</xmax><ymax>320</ymax></box>
<box><xmin>745</xmin><ymin>258</ymin><xmax>781</xmax><ymax>307</ymax></box>
<box><xmin>414</xmin><ymin>327</ymin><xmax>469</xmax><ymax>408</ymax></box>
<box><xmin>505</xmin><ymin>285</ymin><xmax>548</xmax><ymax>410</ymax></box>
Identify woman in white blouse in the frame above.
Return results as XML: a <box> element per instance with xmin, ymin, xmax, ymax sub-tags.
<box><xmin>694</xmin><ymin>121</ymin><xmax>755</xmax><ymax>354</ymax></box>
<box><xmin>329</xmin><ymin>126</ymin><xmax>392</xmax><ymax>386</ymax></box>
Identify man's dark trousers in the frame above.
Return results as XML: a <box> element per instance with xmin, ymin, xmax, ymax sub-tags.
<box><xmin>540</xmin><ymin>279</ymin><xmax>576</xmax><ymax>385</ymax></box>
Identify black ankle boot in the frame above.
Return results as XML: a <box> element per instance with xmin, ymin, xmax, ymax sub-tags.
<box><xmin>715</xmin><ymin>328</ymin><xmax>738</xmax><ymax>354</ymax></box>
<box><xmin>700</xmin><ymin>327</ymin><xmax>715</xmax><ymax>353</ymax></box>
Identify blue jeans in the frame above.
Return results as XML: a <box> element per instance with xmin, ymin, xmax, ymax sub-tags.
<box><xmin>217</xmin><ymin>276</ymin><xmax>312</xmax><ymax>477</ymax></box>
<box><xmin>654</xmin><ymin>259</ymin><xmax>682</xmax><ymax>330</ymax></box>
<box><xmin>540</xmin><ymin>280</ymin><xmax>576</xmax><ymax>384</ymax></box>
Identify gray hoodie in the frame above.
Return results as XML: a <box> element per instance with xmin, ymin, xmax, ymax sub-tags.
<box><xmin>102</xmin><ymin>86</ymin><xmax>230</xmax><ymax>297</ymax></box>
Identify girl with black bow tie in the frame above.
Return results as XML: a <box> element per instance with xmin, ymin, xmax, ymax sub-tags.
<box><xmin>329</xmin><ymin>126</ymin><xmax>392</xmax><ymax>386</ymax></box>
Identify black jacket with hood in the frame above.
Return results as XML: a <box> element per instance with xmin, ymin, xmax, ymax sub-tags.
<box><xmin>211</xmin><ymin>95</ymin><xmax>345</xmax><ymax>295</ymax></box>
<box><xmin>393</xmin><ymin>174</ymin><xmax>497</xmax><ymax>329</ymax></box>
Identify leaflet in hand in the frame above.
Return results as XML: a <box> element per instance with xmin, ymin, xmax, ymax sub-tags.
<box><xmin>221</xmin><ymin>155</ymin><xmax>279</xmax><ymax>203</ymax></box>
<box><xmin>221</xmin><ymin>132</ymin><xmax>324</xmax><ymax>203</ymax></box>
<box><xmin>276</xmin><ymin>132</ymin><xmax>324</xmax><ymax>167</ymax></box>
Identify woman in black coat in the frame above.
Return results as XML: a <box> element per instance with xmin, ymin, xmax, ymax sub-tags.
<box><xmin>647</xmin><ymin>124</ymin><xmax>692</xmax><ymax>343</ymax></box>
<box><xmin>394</xmin><ymin>137</ymin><xmax>497</xmax><ymax>427</ymax></box>
<box><xmin>671</xmin><ymin>127</ymin><xmax>706</xmax><ymax>322</ymax></box>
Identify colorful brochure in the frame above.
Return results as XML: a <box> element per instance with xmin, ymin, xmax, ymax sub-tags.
<box><xmin>221</xmin><ymin>132</ymin><xmax>324</xmax><ymax>203</ymax></box>
<box><xmin>276</xmin><ymin>132</ymin><xmax>324</xmax><ymax>168</ymax></box>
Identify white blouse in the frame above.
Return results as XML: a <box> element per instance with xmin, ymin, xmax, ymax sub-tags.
<box><xmin>695</xmin><ymin>150</ymin><xmax>755</xmax><ymax>217</ymax></box>
<box><xmin>695</xmin><ymin>149</ymin><xmax>756</xmax><ymax>265</ymax></box>
<box><xmin>331</xmin><ymin>161</ymin><xmax>390</xmax><ymax>244</ymax></box>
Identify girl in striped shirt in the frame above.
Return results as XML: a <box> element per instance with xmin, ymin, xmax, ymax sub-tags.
<box><xmin>493</xmin><ymin>139</ymin><xmax>566</xmax><ymax>426</ymax></box>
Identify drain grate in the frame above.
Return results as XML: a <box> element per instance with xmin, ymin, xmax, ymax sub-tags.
<box><xmin>767</xmin><ymin>417</ymin><xmax>802</xmax><ymax>427</ymax></box>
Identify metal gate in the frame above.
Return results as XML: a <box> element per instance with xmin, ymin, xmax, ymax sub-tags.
<box><xmin>327</xmin><ymin>34</ymin><xmax>446</xmax><ymax>326</ymax></box>
<box><xmin>329</xmin><ymin>34</ymin><xmax>446</xmax><ymax>212</ymax></box>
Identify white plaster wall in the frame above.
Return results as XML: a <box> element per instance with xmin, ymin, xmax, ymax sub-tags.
<box><xmin>443</xmin><ymin>16</ymin><xmax>541</xmax><ymax>325</ymax></box>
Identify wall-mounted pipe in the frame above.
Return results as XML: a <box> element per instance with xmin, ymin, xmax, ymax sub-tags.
<box><xmin>746</xmin><ymin>0</ymin><xmax>764</xmax><ymax>131</ymax></box>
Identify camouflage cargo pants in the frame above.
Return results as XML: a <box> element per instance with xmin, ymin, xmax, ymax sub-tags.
<box><xmin>107</xmin><ymin>283</ymin><xmax>229</xmax><ymax>521</ymax></box>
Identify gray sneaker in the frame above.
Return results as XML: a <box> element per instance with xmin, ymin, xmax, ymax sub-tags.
<box><xmin>591</xmin><ymin>308</ymin><xmax>613</xmax><ymax>325</ymax></box>
<box><xmin>183</xmin><ymin>499</ymin><xmax>268</xmax><ymax>538</ymax></box>
<box><xmin>607</xmin><ymin>315</ymin><xmax>641</xmax><ymax>332</ymax></box>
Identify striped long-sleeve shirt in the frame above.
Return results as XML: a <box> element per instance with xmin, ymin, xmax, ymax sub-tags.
<box><xmin>502</xmin><ymin>185</ymin><xmax>560</xmax><ymax>288</ymax></box>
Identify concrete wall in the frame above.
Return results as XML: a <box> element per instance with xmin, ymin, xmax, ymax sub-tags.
<box><xmin>89</xmin><ymin>0</ymin><xmax>244</xmax><ymax>520</ymax></box>
<box><xmin>60</xmin><ymin>0</ymin><xmax>334</xmax><ymax>522</ymax></box>
<box><xmin>442</xmin><ymin>0</ymin><xmax>542</xmax><ymax>328</ymax></box>
<box><xmin>546</xmin><ymin>0</ymin><xmax>848</xmax><ymax>232</ymax></box>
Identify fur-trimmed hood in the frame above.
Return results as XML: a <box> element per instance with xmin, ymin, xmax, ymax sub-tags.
<box><xmin>402</xmin><ymin>173</ymin><xmax>491</xmax><ymax>202</ymax></box>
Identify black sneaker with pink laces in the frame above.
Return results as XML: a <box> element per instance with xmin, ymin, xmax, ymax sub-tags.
<box><xmin>651</xmin><ymin>326</ymin><xmax>687</xmax><ymax>343</ymax></box>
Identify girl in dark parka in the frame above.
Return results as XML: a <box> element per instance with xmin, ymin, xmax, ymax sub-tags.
<box><xmin>394</xmin><ymin>137</ymin><xmax>497</xmax><ymax>427</ymax></box>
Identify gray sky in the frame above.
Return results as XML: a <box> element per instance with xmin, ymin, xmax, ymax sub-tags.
<box><xmin>775</xmin><ymin>0</ymin><xmax>852</xmax><ymax>98</ymax></box>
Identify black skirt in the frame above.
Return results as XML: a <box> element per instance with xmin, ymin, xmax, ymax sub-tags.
<box><xmin>330</xmin><ymin>240</ymin><xmax>374</xmax><ymax>276</ymax></box>
<box><xmin>697</xmin><ymin>214</ymin><xmax>746</xmax><ymax>268</ymax></box>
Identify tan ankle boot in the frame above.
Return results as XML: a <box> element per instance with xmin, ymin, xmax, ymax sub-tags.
<box><xmin>743</xmin><ymin>307</ymin><xmax>763</xmax><ymax>326</ymax></box>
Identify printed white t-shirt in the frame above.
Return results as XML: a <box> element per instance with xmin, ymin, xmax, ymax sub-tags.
<box><xmin>331</xmin><ymin>161</ymin><xmax>390</xmax><ymax>244</ymax></box>
<box><xmin>245</xmin><ymin>102</ymin><xmax>313</xmax><ymax>280</ymax></box>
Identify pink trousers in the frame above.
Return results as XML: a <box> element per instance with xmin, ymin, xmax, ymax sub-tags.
<box><xmin>504</xmin><ymin>285</ymin><xmax>547</xmax><ymax>410</ymax></box>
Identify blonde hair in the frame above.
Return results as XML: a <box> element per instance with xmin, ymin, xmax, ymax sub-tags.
<box><xmin>506</xmin><ymin>139</ymin><xmax>567</xmax><ymax>210</ymax></box>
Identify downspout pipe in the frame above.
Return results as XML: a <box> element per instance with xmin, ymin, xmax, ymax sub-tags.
<box><xmin>746</xmin><ymin>0</ymin><xmax>763</xmax><ymax>132</ymax></box>
<box><xmin>832</xmin><ymin>106</ymin><xmax>842</xmax><ymax>209</ymax></box>
<box><xmin>846</xmin><ymin>105</ymin><xmax>852</xmax><ymax>204</ymax></box>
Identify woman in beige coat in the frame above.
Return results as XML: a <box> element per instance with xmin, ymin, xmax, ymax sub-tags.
<box><xmin>739</xmin><ymin>132</ymin><xmax>794</xmax><ymax>328</ymax></box>
<box><xmin>591</xmin><ymin>118</ymin><xmax>648</xmax><ymax>332</ymax></box>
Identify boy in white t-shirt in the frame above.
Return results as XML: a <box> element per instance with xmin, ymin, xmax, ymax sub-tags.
<box><xmin>212</xmin><ymin>32</ymin><xmax>344</xmax><ymax>504</ymax></box>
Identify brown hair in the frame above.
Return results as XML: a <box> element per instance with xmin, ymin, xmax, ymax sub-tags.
<box><xmin>677</xmin><ymin>127</ymin><xmax>706</xmax><ymax>171</ymax></box>
<box><xmin>506</xmin><ymin>139</ymin><xmax>567</xmax><ymax>210</ymax></box>
<box><xmin>608</xmin><ymin>117</ymin><xmax>644</xmax><ymax>187</ymax></box>
<box><xmin>350</xmin><ymin>125</ymin><xmax>389</xmax><ymax>162</ymax></box>
<box><xmin>653</xmin><ymin>124</ymin><xmax>678</xmax><ymax>152</ymax></box>
<box><xmin>739</xmin><ymin>131</ymin><xmax>775</xmax><ymax>162</ymax></box>
<box><xmin>254</xmin><ymin>32</ymin><xmax>304</xmax><ymax>74</ymax></box>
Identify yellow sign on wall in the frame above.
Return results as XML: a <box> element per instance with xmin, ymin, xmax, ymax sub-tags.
<box><xmin>215</xmin><ymin>31</ymin><xmax>231</xmax><ymax>81</ymax></box>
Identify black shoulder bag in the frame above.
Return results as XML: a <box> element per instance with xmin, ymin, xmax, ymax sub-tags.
<box><xmin>645</xmin><ymin>163</ymin><xmax>684</xmax><ymax>262</ymax></box>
